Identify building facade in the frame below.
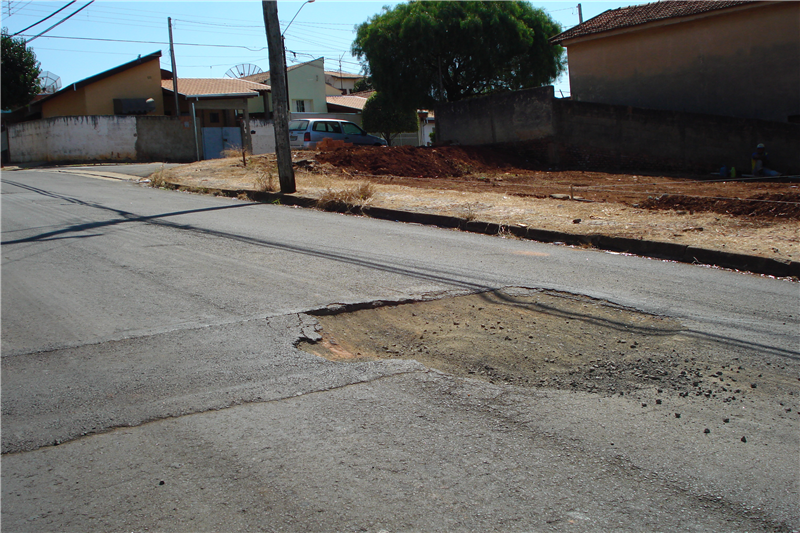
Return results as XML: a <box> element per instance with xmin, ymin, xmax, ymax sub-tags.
<box><xmin>551</xmin><ymin>1</ymin><xmax>799</xmax><ymax>123</ymax></box>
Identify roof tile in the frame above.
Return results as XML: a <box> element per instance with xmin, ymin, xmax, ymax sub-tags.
<box><xmin>326</xmin><ymin>95</ymin><xmax>369</xmax><ymax>111</ymax></box>
<box><xmin>324</xmin><ymin>71</ymin><xmax>364</xmax><ymax>79</ymax></box>
<box><xmin>551</xmin><ymin>0</ymin><xmax>756</xmax><ymax>44</ymax></box>
<box><xmin>161</xmin><ymin>78</ymin><xmax>269</xmax><ymax>97</ymax></box>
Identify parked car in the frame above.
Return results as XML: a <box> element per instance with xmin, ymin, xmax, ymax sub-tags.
<box><xmin>288</xmin><ymin>119</ymin><xmax>387</xmax><ymax>149</ymax></box>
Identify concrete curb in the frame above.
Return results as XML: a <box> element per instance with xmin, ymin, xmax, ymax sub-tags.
<box><xmin>167</xmin><ymin>185</ymin><xmax>800</xmax><ymax>279</ymax></box>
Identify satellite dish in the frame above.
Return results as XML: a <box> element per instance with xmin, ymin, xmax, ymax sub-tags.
<box><xmin>39</xmin><ymin>71</ymin><xmax>62</xmax><ymax>94</ymax></box>
<box><xmin>225</xmin><ymin>63</ymin><xmax>263</xmax><ymax>78</ymax></box>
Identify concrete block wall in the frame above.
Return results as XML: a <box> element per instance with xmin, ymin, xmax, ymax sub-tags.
<box><xmin>554</xmin><ymin>100</ymin><xmax>800</xmax><ymax>175</ymax></box>
<box><xmin>435</xmin><ymin>87</ymin><xmax>800</xmax><ymax>175</ymax></box>
<box><xmin>134</xmin><ymin>116</ymin><xmax>199</xmax><ymax>162</ymax></box>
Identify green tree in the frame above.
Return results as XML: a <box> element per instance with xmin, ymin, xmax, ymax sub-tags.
<box><xmin>1</xmin><ymin>28</ymin><xmax>41</xmax><ymax>110</ymax></box>
<box><xmin>352</xmin><ymin>1</ymin><xmax>564</xmax><ymax>110</ymax></box>
<box><xmin>361</xmin><ymin>91</ymin><xmax>419</xmax><ymax>147</ymax></box>
<box><xmin>352</xmin><ymin>77</ymin><xmax>373</xmax><ymax>93</ymax></box>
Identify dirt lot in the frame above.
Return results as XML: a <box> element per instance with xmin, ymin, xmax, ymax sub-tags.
<box><xmin>153</xmin><ymin>145</ymin><xmax>800</xmax><ymax>265</ymax></box>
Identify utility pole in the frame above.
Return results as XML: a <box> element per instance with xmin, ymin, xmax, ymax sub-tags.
<box><xmin>262</xmin><ymin>1</ymin><xmax>295</xmax><ymax>193</ymax></box>
<box><xmin>578</xmin><ymin>3</ymin><xmax>583</xmax><ymax>23</ymax></box>
<box><xmin>282</xmin><ymin>35</ymin><xmax>290</xmax><ymax>109</ymax></box>
<box><xmin>168</xmin><ymin>17</ymin><xmax>180</xmax><ymax>117</ymax></box>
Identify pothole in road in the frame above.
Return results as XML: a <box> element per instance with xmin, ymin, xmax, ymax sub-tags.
<box><xmin>299</xmin><ymin>288</ymin><xmax>798</xmax><ymax>406</ymax></box>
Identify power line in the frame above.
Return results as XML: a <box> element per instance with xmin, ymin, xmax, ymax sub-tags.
<box><xmin>27</xmin><ymin>1</ymin><xmax>94</xmax><ymax>43</ymax></box>
<box><xmin>5</xmin><ymin>0</ymin><xmax>34</xmax><ymax>17</ymax></box>
<box><xmin>17</xmin><ymin>33</ymin><xmax>268</xmax><ymax>51</ymax></box>
<box><xmin>12</xmin><ymin>1</ymin><xmax>76</xmax><ymax>36</ymax></box>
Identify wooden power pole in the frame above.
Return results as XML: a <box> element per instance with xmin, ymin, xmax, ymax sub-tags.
<box><xmin>262</xmin><ymin>1</ymin><xmax>296</xmax><ymax>194</ymax></box>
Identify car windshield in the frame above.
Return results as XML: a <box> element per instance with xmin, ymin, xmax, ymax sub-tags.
<box><xmin>341</xmin><ymin>122</ymin><xmax>366</xmax><ymax>135</ymax></box>
<box><xmin>288</xmin><ymin>120</ymin><xmax>309</xmax><ymax>132</ymax></box>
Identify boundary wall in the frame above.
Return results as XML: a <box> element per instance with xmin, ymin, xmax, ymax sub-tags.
<box><xmin>7</xmin><ymin>116</ymin><xmax>198</xmax><ymax>164</ymax></box>
<box><xmin>6</xmin><ymin>116</ymin><xmax>282</xmax><ymax>164</ymax></box>
<box><xmin>436</xmin><ymin>86</ymin><xmax>800</xmax><ymax>175</ymax></box>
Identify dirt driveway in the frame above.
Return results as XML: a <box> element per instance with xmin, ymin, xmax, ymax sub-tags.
<box><xmin>153</xmin><ymin>145</ymin><xmax>800</xmax><ymax>269</ymax></box>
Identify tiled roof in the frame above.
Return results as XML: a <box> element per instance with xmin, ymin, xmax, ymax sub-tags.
<box><xmin>324</xmin><ymin>70</ymin><xmax>364</xmax><ymax>79</ymax></box>
<box><xmin>550</xmin><ymin>0</ymin><xmax>756</xmax><ymax>44</ymax></box>
<box><xmin>239</xmin><ymin>72</ymin><xmax>271</xmax><ymax>84</ymax></box>
<box><xmin>326</xmin><ymin>95</ymin><xmax>369</xmax><ymax>111</ymax></box>
<box><xmin>349</xmin><ymin>90</ymin><xmax>375</xmax><ymax>99</ymax></box>
<box><xmin>161</xmin><ymin>78</ymin><xmax>269</xmax><ymax>97</ymax></box>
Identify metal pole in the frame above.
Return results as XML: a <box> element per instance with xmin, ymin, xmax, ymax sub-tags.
<box><xmin>168</xmin><ymin>17</ymin><xmax>180</xmax><ymax>116</ymax></box>
<box><xmin>578</xmin><ymin>3</ymin><xmax>583</xmax><ymax>23</ymax></box>
<box><xmin>191</xmin><ymin>100</ymin><xmax>199</xmax><ymax>161</ymax></box>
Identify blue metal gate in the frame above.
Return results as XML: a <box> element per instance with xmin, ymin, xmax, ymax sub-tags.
<box><xmin>201</xmin><ymin>127</ymin><xmax>242</xmax><ymax>159</ymax></box>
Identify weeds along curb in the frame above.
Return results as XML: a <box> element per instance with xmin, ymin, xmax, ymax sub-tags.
<box><xmin>165</xmin><ymin>183</ymin><xmax>800</xmax><ymax>279</ymax></box>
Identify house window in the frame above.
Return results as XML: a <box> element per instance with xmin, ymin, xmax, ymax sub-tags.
<box><xmin>209</xmin><ymin>112</ymin><xmax>221</xmax><ymax>124</ymax></box>
<box><xmin>295</xmin><ymin>100</ymin><xmax>305</xmax><ymax>113</ymax></box>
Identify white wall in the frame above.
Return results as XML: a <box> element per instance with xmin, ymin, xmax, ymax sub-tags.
<box><xmin>287</xmin><ymin>58</ymin><xmax>328</xmax><ymax>114</ymax></box>
<box><xmin>9</xmin><ymin>116</ymin><xmax>139</xmax><ymax>163</ymax></box>
<box><xmin>250</xmin><ymin>119</ymin><xmax>276</xmax><ymax>154</ymax></box>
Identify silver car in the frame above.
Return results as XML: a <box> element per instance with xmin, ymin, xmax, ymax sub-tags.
<box><xmin>288</xmin><ymin>118</ymin><xmax>387</xmax><ymax>149</ymax></box>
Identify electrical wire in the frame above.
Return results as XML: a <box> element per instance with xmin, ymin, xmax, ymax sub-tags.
<box><xmin>27</xmin><ymin>1</ymin><xmax>94</xmax><ymax>43</ymax></box>
<box><xmin>17</xmin><ymin>33</ymin><xmax>268</xmax><ymax>51</ymax></box>
<box><xmin>12</xmin><ymin>1</ymin><xmax>76</xmax><ymax>36</ymax></box>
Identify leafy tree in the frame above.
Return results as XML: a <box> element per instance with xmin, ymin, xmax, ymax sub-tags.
<box><xmin>352</xmin><ymin>77</ymin><xmax>373</xmax><ymax>93</ymax></box>
<box><xmin>1</xmin><ymin>28</ymin><xmax>41</xmax><ymax>110</ymax></box>
<box><xmin>352</xmin><ymin>1</ymin><xmax>565</xmax><ymax>110</ymax></box>
<box><xmin>361</xmin><ymin>91</ymin><xmax>418</xmax><ymax>146</ymax></box>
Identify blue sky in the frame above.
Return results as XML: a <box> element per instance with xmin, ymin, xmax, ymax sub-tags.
<box><xmin>2</xmin><ymin>0</ymin><xmax>641</xmax><ymax>96</ymax></box>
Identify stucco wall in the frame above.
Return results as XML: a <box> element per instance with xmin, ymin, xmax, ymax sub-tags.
<box><xmin>564</xmin><ymin>2</ymin><xmax>800</xmax><ymax>123</ymax></box>
<box><xmin>7</xmin><ymin>116</ymin><xmax>198</xmax><ymax>163</ymax></box>
<box><xmin>288</xmin><ymin>59</ymin><xmax>328</xmax><ymax>113</ymax></box>
<box><xmin>435</xmin><ymin>87</ymin><xmax>800</xmax><ymax>175</ymax></box>
<box><xmin>43</xmin><ymin>59</ymin><xmax>164</xmax><ymax>118</ymax></box>
<box><xmin>84</xmin><ymin>60</ymin><xmax>164</xmax><ymax>116</ymax></box>
<box><xmin>436</xmin><ymin>87</ymin><xmax>556</xmax><ymax>146</ymax></box>
<box><xmin>42</xmin><ymin>87</ymin><xmax>88</xmax><ymax>118</ymax></box>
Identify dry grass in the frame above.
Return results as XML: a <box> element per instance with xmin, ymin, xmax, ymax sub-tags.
<box><xmin>221</xmin><ymin>147</ymin><xmax>249</xmax><ymax>159</ymax></box>
<box><xmin>253</xmin><ymin>171</ymin><xmax>277</xmax><ymax>192</ymax></box>
<box><xmin>316</xmin><ymin>182</ymin><xmax>375</xmax><ymax>210</ymax></box>
<box><xmin>149</xmin><ymin>164</ymin><xmax>168</xmax><ymax>188</ymax></box>
<box><xmin>463</xmin><ymin>202</ymin><xmax>479</xmax><ymax>222</ymax></box>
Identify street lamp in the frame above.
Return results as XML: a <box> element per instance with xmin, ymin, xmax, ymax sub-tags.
<box><xmin>282</xmin><ymin>0</ymin><xmax>315</xmax><ymax>109</ymax></box>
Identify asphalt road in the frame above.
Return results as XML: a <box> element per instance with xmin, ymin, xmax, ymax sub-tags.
<box><xmin>2</xmin><ymin>168</ymin><xmax>798</xmax><ymax>532</ymax></box>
